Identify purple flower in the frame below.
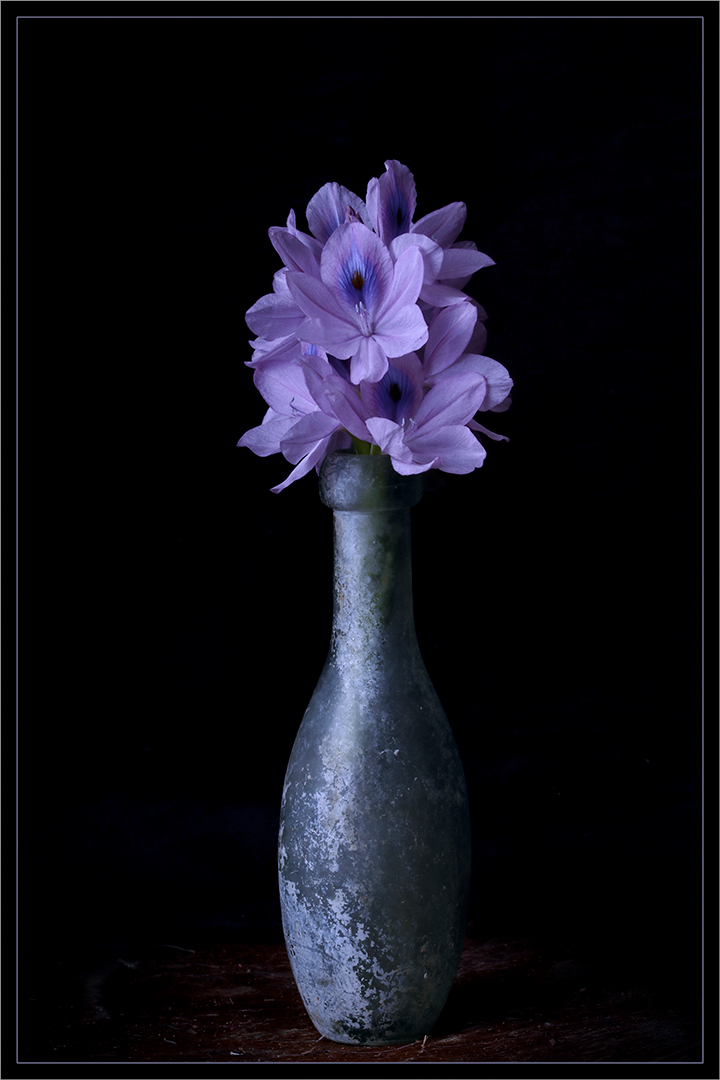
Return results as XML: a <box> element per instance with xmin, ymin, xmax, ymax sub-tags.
<box><xmin>366</xmin><ymin>368</ymin><xmax>490</xmax><ymax>476</ymax></box>
<box><xmin>422</xmin><ymin>302</ymin><xmax>512</xmax><ymax>418</ymax></box>
<box><xmin>239</xmin><ymin>159</ymin><xmax>513</xmax><ymax>490</ymax></box>
<box><xmin>305</xmin><ymin>182</ymin><xmax>370</xmax><ymax>244</ymax></box>
<box><xmin>286</xmin><ymin>221</ymin><xmax>429</xmax><ymax>385</ymax></box>
<box><xmin>366</xmin><ymin>159</ymin><xmax>417</xmax><ymax>243</ymax></box>
<box><xmin>411</xmin><ymin>201</ymin><xmax>495</xmax><ymax>307</ymax></box>
<box><xmin>237</xmin><ymin>347</ymin><xmax>351</xmax><ymax>493</ymax></box>
<box><xmin>245</xmin><ymin>269</ymin><xmax>307</xmax><ymax>346</ymax></box>
<box><xmin>366</xmin><ymin>162</ymin><xmax>494</xmax><ymax>308</ymax></box>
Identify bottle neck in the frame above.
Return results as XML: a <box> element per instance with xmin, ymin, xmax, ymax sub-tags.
<box><xmin>330</xmin><ymin>507</ymin><xmax>418</xmax><ymax>665</ymax></box>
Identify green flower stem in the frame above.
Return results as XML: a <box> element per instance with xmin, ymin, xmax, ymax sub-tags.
<box><xmin>351</xmin><ymin>437</ymin><xmax>382</xmax><ymax>456</ymax></box>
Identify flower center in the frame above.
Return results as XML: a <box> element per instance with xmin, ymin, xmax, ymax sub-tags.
<box><xmin>388</xmin><ymin>382</ymin><xmax>402</xmax><ymax>402</ymax></box>
<box><xmin>351</xmin><ymin>270</ymin><xmax>364</xmax><ymax>290</ymax></box>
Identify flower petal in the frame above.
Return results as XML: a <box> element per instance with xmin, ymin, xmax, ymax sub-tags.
<box><xmin>237</xmin><ymin>413</ymin><xmax>296</xmax><ymax>456</ymax></box>
<box><xmin>405</xmin><ymin>424</ymin><xmax>487</xmax><ymax>473</ymax></box>
<box><xmin>284</xmin><ymin>208</ymin><xmax>324</xmax><ymax>259</ymax></box>
<box><xmin>388</xmin><ymin>233</ymin><xmax>444</xmax><ymax>286</ymax></box>
<box><xmin>286</xmin><ymin>272</ymin><xmax>363</xmax><ymax>358</ymax></box>
<box><xmin>366</xmin><ymin>159</ymin><xmax>417</xmax><ymax>243</ymax></box>
<box><xmin>269</xmin><ymin>227</ymin><xmax>321</xmax><ymax>278</ymax></box>
<box><xmin>490</xmin><ymin>391</ymin><xmax>513</xmax><ymax>413</ymax></box>
<box><xmin>372</xmin><ymin>303</ymin><xmax>429</xmax><ymax>359</ymax></box>
<box><xmin>254</xmin><ymin>358</ymin><xmax>317</xmax><ymax>416</ymax></box>
<box><xmin>246</xmin><ymin>333</ymin><xmax>305</xmax><ymax>369</ymax></box>
<box><xmin>387</xmin><ymin>454</ymin><xmax>439</xmax><ymax>476</ymax></box>
<box><xmin>320</xmin><ymin>221</ymin><xmax>393</xmax><ymax>318</ymax></box>
<box><xmin>269</xmin><ymin>437</ymin><xmax>331</xmax><ymax>494</ymax></box>
<box><xmin>361</xmin><ymin>353</ymin><xmax>425</xmax><ymax>425</ymax></box>
<box><xmin>413</xmin><ymin>370</ymin><xmax>488</xmax><ymax>430</ymax></box>
<box><xmin>375</xmin><ymin>243</ymin><xmax>425</xmax><ymax>321</ymax></box>
<box><xmin>245</xmin><ymin>291</ymin><xmax>305</xmax><ymax>339</ymax></box>
<box><xmin>411</xmin><ymin>201</ymin><xmax>467</xmax><ymax>247</ymax></box>
<box><xmin>304</xmin><ymin>367</ymin><xmax>372</xmax><ymax>442</ymax></box>
<box><xmin>279</xmin><ymin>411</ymin><xmax>341</xmax><ymax>464</ymax></box>
<box><xmin>306</xmin><ymin>182</ymin><xmax>369</xmax><ymax>243</ymax></box>
<box><xmin>350</xmin><ymin>335</ymin><xmax>389</xmax><ymax>384</ymax></box>
<box><xmin>441</xmin><ymin>354</ymin><xmax>513</xmax><ymax>411</ymax></box>
<box><xmin>468</xmin><ymin>418</ymin><xmax>509</xmax><ymax>441</ymax></box>
<box><xmin>440</xmin><ymin>243</ymin><xmax>495</xmax><ymax>280</ymax></box>
<box><xmin>423</xmin><ymin>303</ymin><xmax>478</xmax><ymax>379</ymax></box>
<box><xmin>418</xmin><ymin>283</ymin><xmax>470</xmax><ymax>307</ymax></box>
<box><xmin>365</xmin><ymin>417</ymin><xmax>412</xmax><ymax>461</ymax></box>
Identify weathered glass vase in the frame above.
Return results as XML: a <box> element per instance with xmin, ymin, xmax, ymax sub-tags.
<box><xmin>278</xmin><ymin>451</ymin><xmax>472</xmax><ymax>1045</ymax></box>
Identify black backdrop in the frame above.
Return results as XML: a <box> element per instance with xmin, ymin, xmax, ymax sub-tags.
<box><xmin>20</xmin><ymin>14</ymin><xmax>704</xmax><ymax>987</ymax></box>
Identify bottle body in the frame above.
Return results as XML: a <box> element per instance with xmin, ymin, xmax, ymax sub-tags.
<box><xmin>278</xmin><ymin>453</ymin><xmax>471</xmax><ymax>1045</ymax></box>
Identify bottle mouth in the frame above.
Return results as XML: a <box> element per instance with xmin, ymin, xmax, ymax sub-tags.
<box><xmin>319</xmin><ymin>451</ymin><xmax>423</xmax><ymax>512</ymax></box>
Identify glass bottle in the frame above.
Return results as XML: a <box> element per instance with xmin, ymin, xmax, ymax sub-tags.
<box><xmin>278</xmin><ymin>451</ymin><xmax>471</xmax><ymax>1045</ymax></box>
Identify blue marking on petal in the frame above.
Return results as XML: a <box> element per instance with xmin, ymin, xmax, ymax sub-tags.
<box><xmin>373</xmin><ymin>364</ymin><xmax>416</xmax><ymax>424</ymax></box>
<box><xmin>337</xmin><ymin>237</ymin><xmax>380</xmax><ymax>312</ymax></box>
<box><xmin>384</xmin><ymin>188</ymin><xmax>411</xmax><ymax>241</ymax></box>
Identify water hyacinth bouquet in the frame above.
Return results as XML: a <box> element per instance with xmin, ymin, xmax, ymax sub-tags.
<box><xmin>238</xmin><ymin>160</ymin><xmax>513</xmax><ymax>493</ymax></box>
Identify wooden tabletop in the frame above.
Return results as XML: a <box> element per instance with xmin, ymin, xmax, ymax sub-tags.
<box><xmin>18</xmin><ymin>933</ymin><xmax>702</xmax><ymax>1065</ymax></box>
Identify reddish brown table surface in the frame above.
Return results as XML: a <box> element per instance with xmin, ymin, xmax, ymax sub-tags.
<box><xmin>18</xmin><ymin>934</ymin><xmax>702</xmax><ymax>1065</ymax></box>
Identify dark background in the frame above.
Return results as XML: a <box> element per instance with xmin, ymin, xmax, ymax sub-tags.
<box><xmin>20</xmin><ymin>13</ymin><xmax>704</xmax><ymax>991</ymax></box>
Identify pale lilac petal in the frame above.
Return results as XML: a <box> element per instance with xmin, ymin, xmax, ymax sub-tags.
<box><xmin>366</xmin><ymin>415</ymin><xmax>438</xmax><ymax>473</ymax></box>
<box><xmin>284</xmin><ymin>209</ymin><xmax>324</xmax><ymax>259</ymax></box>
<box><xmin>286</xmin><ymin>271</ymin><xmax>347</xmax><ymax>323</ymax></box>
<box><xmin>411</xmin><ymin>202</ymin><xmax>466</xmax><ymax>246</ymax></box>
<box><xmin>279</xmin><ymin>411</ymin><xmax>341</xmax><ymax>464</ymax></box>
<box><xmin>286</xmin><ymin>273</ymin><xmax>363</xmax><ymax>357</ymax></box>
<box><xmin>405</xmin><ymin>425</ymin><xmax>486</xmax><ymax>473</ymax></box>
<box><xmin>441</xmin><ymin>354</ymin><xmax>513</xmax><ymax>411</ymax></box>
<box><xmin>306</xmin><ymin>182</ymin><xmax>369</xmax><ymax>244</ymax></box>
<box><xmin>376</xmin><ymin>244</ymin><xmax>425</xmax><ymax>321</ymax></box>
<box><xmin>365</xmin><ymin>417</ymin><xmax>411</xmax><ymax>461</ymax></box>
<box><xmin>372</xmin><ymin>301</ymin><xmax>429</xmax><ymax>359</ymax></box>
<box><xmin>237</xmin><ymin>413</ymin><xmax>296</xmax><ymax>456</ymax></box>
<box><xmin>245</xmin><ymin>292</ymin><xmax>306</xmax><ymax>339</ymax></box>
<box><xmin>299</xmin><ymin>341</ymin><xmax>331</xmax><ymax>369</ymax></box>
<box><xmin>254</xmin><ymin>359</ymin><xmax>317</xmax><ymax>416</ymax></box>
<box><xmin>365</xmin><ymin>176</ymin><xmax>380</xmax><ymax>236</ymax></box>
<box><xmin>388</xmin><ymin>233</ymin><xmax>444</xmax><ymax>286</ymax></box>
<box><xmin>466</xmin><ymin>302</ymin><xmax>489</xmax><ymax>355</ymax></box>
<box><xmin>320</xmin><ymin>222</ymin><xmax>393</xmax><ymax>317</ymax></box>
<box><xmin>366</xmin><ymin>160</ymin><xmax>417</xmax><ymax>242</ymax></box>
<box><xmin>270</xmin><ymin>437</ymin><xmax>332</xmax><ymax>494</ymax></box>
<box><xmin>418</xmin><ymin>282</ymin><xmax>471</xmax><ymax>308</ymax></box>
<box><xmin>423</xmin><ymin>303</ymin><xmax>478</xmax><ymax>379</ymax></box>
<box><xmin>303</xmin><ymin>366</ymin><xmax>372</xmax><ymax>442</ymax></box>
<box><xmin>272</xmin><ymin>267</ymin><xmax>301</xmax><ymax>301</ymax></box>
<box><xmin>413</xmin><ymin>370</ymin><xmax>488</xmax><ymax>430</ymax></box>
<box><xmin>269</xmin><ymin>227</ymin><xmax>321</xmax><ymax>278</ymax></box>
<box><xmin>471</xmin><ymin>300</ymin><xmax>488</xmax><ymax>323</ymax></box>
<box><xmin>440</xmin><ymin>244</ymin><xmax>495</xmax><ymax>279</ymax></box>
<box><xmin>246</xmin><ymin>333</ymin><xmax>305</xmax><ymax>369</ymax></box>
<box><xmin>468</xmin><ymin>418</ymin><xmax>509</xmax><ymax>441</ymax></box>
<box><xmin>387</xmin><ymin>454</ymin><xmax>439</xmax><ymax>476</ymax></box>
<box><xmin>360</xmin><ymin>353</ymin><xmax>424</xmax><ymax>425</ymax></box>
<box><xmin>303</xmin><ymin>321</ymin><xmax>363</xmax><ymax>359</ymax></box>
<box><xmin>350</xmin><ymin>335</ymin><xmax>389</xmax><ymax>385</ymax></box>
<box><xmin>490</xmin><ymin>391</ymin><xmax>513</xmax><ymax>413</ymax></box>
<box><xmin>329</xmin><ymin>391</ymin><xmax>372</xmax><ymax>440</ymax></box>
